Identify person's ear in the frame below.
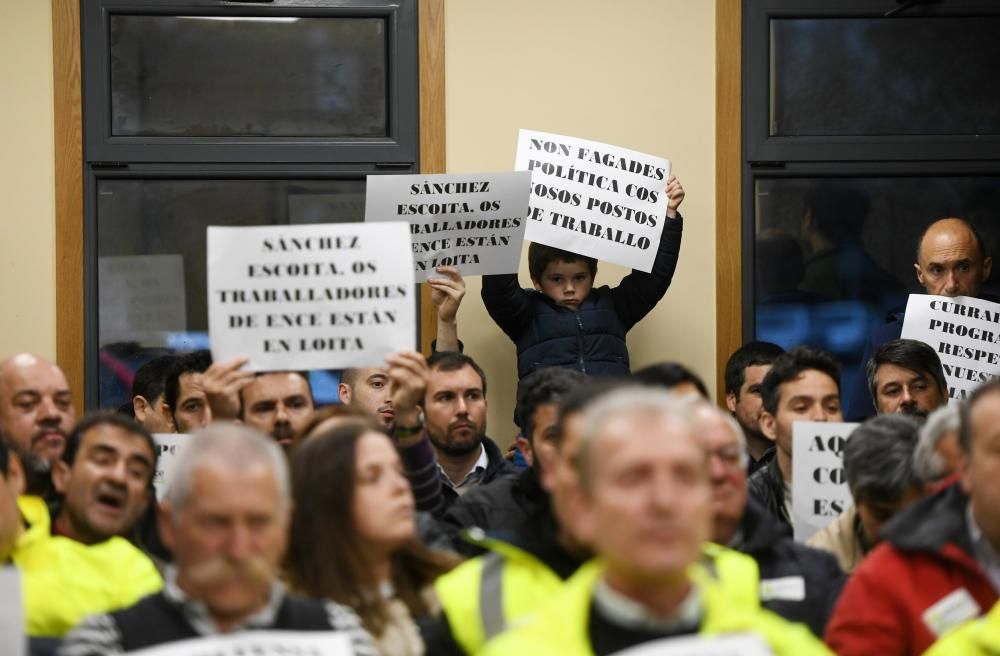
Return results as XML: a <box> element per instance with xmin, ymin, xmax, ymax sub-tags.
<box><xmin>725</xmin><ymin>391</ymin><xmax>738</xmax><ymax>414</ymax></box>
<box><xmin>51</xmin><ymin>458</ymin><xmax>71</xmax><ymax>494</ymax></box>
<box><xmin>157</xmin><ymin>502</ymin><xmax>176</xmax><ymax>553</ymax></box>
<box><xmin>160</xmin><ymin>402</ymin><xmax>175</xmax><ymax>430</ymax></box>
<box><xmin>516</xmin><ymin>436</ymin><xmax>533</xmax><ymax>467</ymax></box>
<box><xmin>133</xmin><ymin>395</ymin><xmax>150</xmax><ymax>422</ymax></box>
<box><xmin>759</xmin><ymin>411</ymin><xmax>778</xmax><ymax>443</ymax></box>
<box><xmin>6</xmin><ymin>452</ymin><xmax>25</xmax><ymax>496</ymax></box>
<box><xmin>983</xmin><ymin>256</ymin><xmax>993</xmax><ymax>280</ymax></box>
<box><xmin>914</xmin><ymin>262</ymin><xmax>926</xmax><ymax>287</ymax></box>
<box><xmin>337</xmin><ymin>383</ymin><xmax>352</xmax><ymax>405</ymax></box>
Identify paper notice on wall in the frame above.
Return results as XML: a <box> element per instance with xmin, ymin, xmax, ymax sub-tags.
<box><xmin>127</xmin><ymin>630</ymin><xmax>354</xmax><ymax>656</ymax></box>
<box><xmin>365</xmin><ymin>171</ymin><xmax>531</xmax><ymax>282</ymax></box>
<box><xmin>515</xmin><ymin>129</ymin><xmax>670</xmax><ymax>272</ymax></box>
<box><xmin>98</xmin><ymin>255</ymin><xmax>187</xmax><ymax>347</ymax></box>
<box><xmin>792</xmin><ymin>421</ymin><xmax>859</xmax><ymax>542</ymax></box>
<box><xmin>207</xmin><ymin>222</ymin><xmax>415</xmax><ymax>371</ymax></box>
<box><xmin>900</xmin><ymin>294</ymin><xmax>1000</xmax><ymax>402</ymax></box>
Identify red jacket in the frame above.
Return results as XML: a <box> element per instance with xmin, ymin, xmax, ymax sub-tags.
<box><xmin>824</xmin><ymin>485</ymin><xmax>998</xmax><ymax>656</ymax></box>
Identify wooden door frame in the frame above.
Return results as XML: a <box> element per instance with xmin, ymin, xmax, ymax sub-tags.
<box><xmin>52</xmin><ymin>0</ymin><xmax>446</xmax><ymax>407</ymax></box>
<box><xmin>716</xmin><ymin>0</ymin><xmax>742</xmax><ymax>401</ymax></box>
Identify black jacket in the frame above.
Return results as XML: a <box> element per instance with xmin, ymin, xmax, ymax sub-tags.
<box><xmin>737</xmin><ymin>498</ymin><xmax>846</xmax><ymax>636</ymax></box>
<box><xmin>441</xmin><ymin>467</ymin><xmax>549</xmax><ymax>556</ymax></box>
<box><xmin>481</xmin><ymin>216</ymin><xmax>682</xmax><ymax>381</ymax></box>
<box><xmin>747</xmin><ymin>455</ymin><xmax>791</xmax><ymax>533</ymax></box>
<box><xmin>437</xmin><ymin>436</ymin><xmax>520</xmax><ymax>511</ymax></box>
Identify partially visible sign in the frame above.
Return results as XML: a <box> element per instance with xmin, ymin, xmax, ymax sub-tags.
<box><xmin>207</xmin><ymin>223</ymin><xmax>415</xmax><ymax>371</ymax></box>
<box><xmin>792</xmin><ymin>421</ymin><xmax>860</xmax><ymax>542</ymax></box>
<box><xmin>900</xmin><ymin>294</ymin><xmax>1000</xmax><ymax>402</ymax></box>
<box><xmin>127</xmin><ymin>630</ymin><xmax>354</xmax><ymax>656</ymax></box>
<box><xmin>98</xmin><ymin>255</ymin><xmax>187</xmax><ymax>347</ymax></box>
<box><xmin>515</xmin><ymin>129</ymin><xmax>670</xmax><ymax>272</ymax></box>
<box><xmin>609</xmin><ymin>632</ymin><xmax>773</xmax><ymax>656</ymax></box>
<box><xmin>152</xmin><ymin>433</ymin><xmax>189</xmax><ymax>499</ymax></box>
<box><xmin>365</xmin><ymin>171</ymin><xmax>531</xmax><ymax>282</ymax></box>
<box><xmin>0</xmin><ymin>568</ymin><xmax>25</xmax><ymax>656</ymax></box>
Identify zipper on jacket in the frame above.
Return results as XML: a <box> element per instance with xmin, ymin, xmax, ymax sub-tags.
<box><xmin>575</xmin><ymin>311</ymin><xmax>587</xmax><ymax>374</ymax></box>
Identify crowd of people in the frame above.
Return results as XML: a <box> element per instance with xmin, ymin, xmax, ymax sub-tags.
<box><xmin>3</xmin><ymin>177</ymin><xmax>1000</xmax><ymax>655</ymax></box>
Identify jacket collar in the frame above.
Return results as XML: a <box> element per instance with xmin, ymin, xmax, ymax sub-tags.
<box><xmin>883</xmin><ymin>483</ymin><xmax>975</xmax><ymax>557</ymax></box>
<box><xmin>738</xmin><ymin>497</ymin><xmax>792</xmax><ymax>553</ymax></box>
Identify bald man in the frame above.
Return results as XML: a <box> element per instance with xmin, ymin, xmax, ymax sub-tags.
<box><xmin>846</xmin><ymin>217</ymin><xmax>993</xmax><ymax>420</ymax></box>
<box><xmin>0</xmin><ymin>354</ymin><xmax>76</xmax><ymax>466</ymax></box>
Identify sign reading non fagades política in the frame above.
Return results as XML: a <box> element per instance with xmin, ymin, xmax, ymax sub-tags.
<box><xmin>365</xmin><ymin>171</ymin><xmax>531</xmax><ymax>282</ymax></box>
<box><xmin>515</xmin><ymin>129</ymin><xmax>670</xmax><ymax>272</ymax></box>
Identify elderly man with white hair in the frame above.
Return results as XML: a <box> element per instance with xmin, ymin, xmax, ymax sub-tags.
<box><xmin>693</xmin><ymin>403</ymin><xmax>845</xmax><ymax>637</ymax></box>
<box><xmin>482</xmin><ymin>388</ymin><xmax>831</xmax><ymax>655</ymax></box>
<box><xmin>60</xmin><ymin>423</ymin><xmax>377</xmax><ymax>655</ymax></box>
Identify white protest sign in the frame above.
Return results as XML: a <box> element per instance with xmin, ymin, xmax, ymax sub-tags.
<box><xmin>127</xmin><ymin>630</ymin><xmax>353</xmax><ymax>656</ymax></box>
<box><xmin>792</xmin><ymin>421</ymin><xmax>859</xmax><ymax>542</ymax></box>
<box><xmin>364</xmin><ymin>172</ymin><xmax>531</xmax><ymax>282</ymax></box>
<box><xmin>98</xmin><ymin>255</ymin><xmax>187</xmax><ymax>346</ymax></box>
<box><xmin>207</xmin><ymin>223</ymin><xmax>415</xmax><ymax>371</ymax></box>
<box><xmin>515</xmin><ymin>129</ymin><xmax>670</xmax><ymax>273</ymax></box>
<box><xmin>152</xmin><ymin>433</ymin><xmax>189</xmax><ymax>498</ymax></box>
<box><xmin>609</xmin><ymin>632</ymin><xmax>773</xmax><ymax>656</ymax></box>
<box><xmin>0</xmin><ymin>568</ymin><xmax>25</xmax><ymax>656</ymax></box>
<box><xmin>900</xmin><ymin>294</ymin><xmax>1000</xmax><ymax>401</ymax></box>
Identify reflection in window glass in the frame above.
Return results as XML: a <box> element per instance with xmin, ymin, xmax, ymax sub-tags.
<box><xmin>110</xmin><ymin>16</ymin><xmax>387</xmax><ymax>137</ymax></box>
<box><xmin>96</xmin><ymin>179</ymin><xmax>366</xmax><ymax>408</ymax></box>
<box><xmin>754</xmin><ymin>177</ymin><xmax>1000</xmax><ymax>396</ymax></box>
<box><xmin>771</xmin><ymin>17</ymin><xmax>1000</xmax><ymax>136</ymax></box>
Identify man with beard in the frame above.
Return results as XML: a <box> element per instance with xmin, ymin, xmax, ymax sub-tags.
<box><xmin>440</xmin><ymin>366</ymin><xmax>586</xmax><ymax>554</ymax></box>
<box><xmin>61</xmin><ymin>423</ymin><xmax>378</xmax><ymax>654</ymax></box>
<box><xmin>723</xmin><ymin>341</ymin><xmax>785</xmax><ymax>474</ymax></box>
<box><xmin>867</xmin><ymin>339</ymin><xmax>947</xmax><ymax>418</ymax></box>
<box><xmin>13</xmin><ymin>413</ymin><xmax>162</xmax><ymax>637</ymax></box>
<box><xmin>0</xmin><ymin>353</ymin><xmax>76</xmax><ymax>493</ymax></box>
<box><xmin>383</xmin><ymin>351</ymin><xmax>517</xmax><ymax>517</ymax></box>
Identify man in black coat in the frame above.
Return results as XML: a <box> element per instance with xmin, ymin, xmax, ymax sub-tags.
<box><xmin>440</xmin><ymin>367</ymin><xmax>587</xmax><ymax>555</ymax></box>
<box><xmin>697</xmin><ymin>403</ymin><xmax>845</xmax><ymax>637</ymax></box>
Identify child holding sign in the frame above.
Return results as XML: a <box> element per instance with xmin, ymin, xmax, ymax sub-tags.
<box><xmin>481</xmin><ymin>176</ymin><xmax>684</xmax><ymax>381</ymax></box>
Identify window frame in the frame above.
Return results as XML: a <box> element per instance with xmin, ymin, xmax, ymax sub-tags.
<box><xmin>81</xmin><ymin>0</ymin><xmax>418</xmax><ymax>165</ymax></box>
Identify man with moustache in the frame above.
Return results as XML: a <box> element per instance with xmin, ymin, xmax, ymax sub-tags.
<box><xmin>867</xmin><ymin>339</ymin><xmax>948</xmax><ymax>418</ymax></box>
<box><xmin>61</xmin><ymin>423</ymin><xmax>378</xmax><ymax>654</ymax></box>
<box><xmin>0</xmin><ymin>353</ymin><xmax>76</xmax><ymax>493</ymax></box>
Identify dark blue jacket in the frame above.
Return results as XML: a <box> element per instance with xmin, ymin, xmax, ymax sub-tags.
<box><xmin>481</xmin><ymin>216</ymin><xmax>683</xmax><ymax>380</ymax></box>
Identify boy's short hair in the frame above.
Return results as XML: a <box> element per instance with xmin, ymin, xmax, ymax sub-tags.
<box><xmin>528</xmin><ymin>243</ymin><xmax>598</xmax><ymax>282</ymax></box>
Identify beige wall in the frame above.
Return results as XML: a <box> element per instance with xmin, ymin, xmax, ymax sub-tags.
<box><xmin>0</xmin><ymin>1</ymin><xmax>56</xmax><ymax>359</ymax></box>
<box><xmin>446</xmin><ymin>0</ymin><xmax>717</xmax><ymax>439</ymax></box>
<box><xmin>0</xmin><ymin>1</ymin><xmax>718</xmax><ymax>425</ymax></box>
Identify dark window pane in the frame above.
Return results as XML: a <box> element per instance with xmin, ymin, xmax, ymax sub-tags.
<box><xmin>754</xmin><ymin>176</ymin><xmax>1000</xmax><ymax>397</ymax></box>
<box><xmin>110</xmin><ymin>16</ymin><xmax>387</xmax><ymax>137</ymax></box>
<box><xmin>771</xmin><ymin>17</ymin><xmax>1000</xmax><ymax>137</ymax></box>
<box><xmin>96</xmin><ymin>179</ymin><xmax>365</xmax><ymax>408</ymax></box>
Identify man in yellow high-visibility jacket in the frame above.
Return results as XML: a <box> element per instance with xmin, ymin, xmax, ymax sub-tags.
<box><xmin>480</xmin><ymin>387</ymin><xmax>832</xmax><ymax>655</ymax></box>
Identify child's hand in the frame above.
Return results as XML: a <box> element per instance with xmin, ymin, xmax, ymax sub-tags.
<box><xmin>666</xmin><ymin>175</ymin><xmax>685</xmax><ymax>219</ymax></box>
<box><xmin>427</xmin><ymin>266</ymin><xmax>467</xmax><ymax>324</ymax></box>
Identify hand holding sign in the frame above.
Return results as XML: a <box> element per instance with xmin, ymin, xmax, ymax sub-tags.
<box><xmin>666</xmin><ymin>175</ymin><xmax>685</xmax><ymax>218</ymax></box>
<box><xmin>201</xmin><ymin>356</ymin><xmax>256</xmax><ymax>421</ymax></box>
<box><xmin>385</xmin><ymin>350</ymin><xmax>428</xmax><ymax>442</ymax></box>
<box><xmin>516</xmin><ymin>129</ymin><xmax>671</xmax><ymax>272</ymax></box>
